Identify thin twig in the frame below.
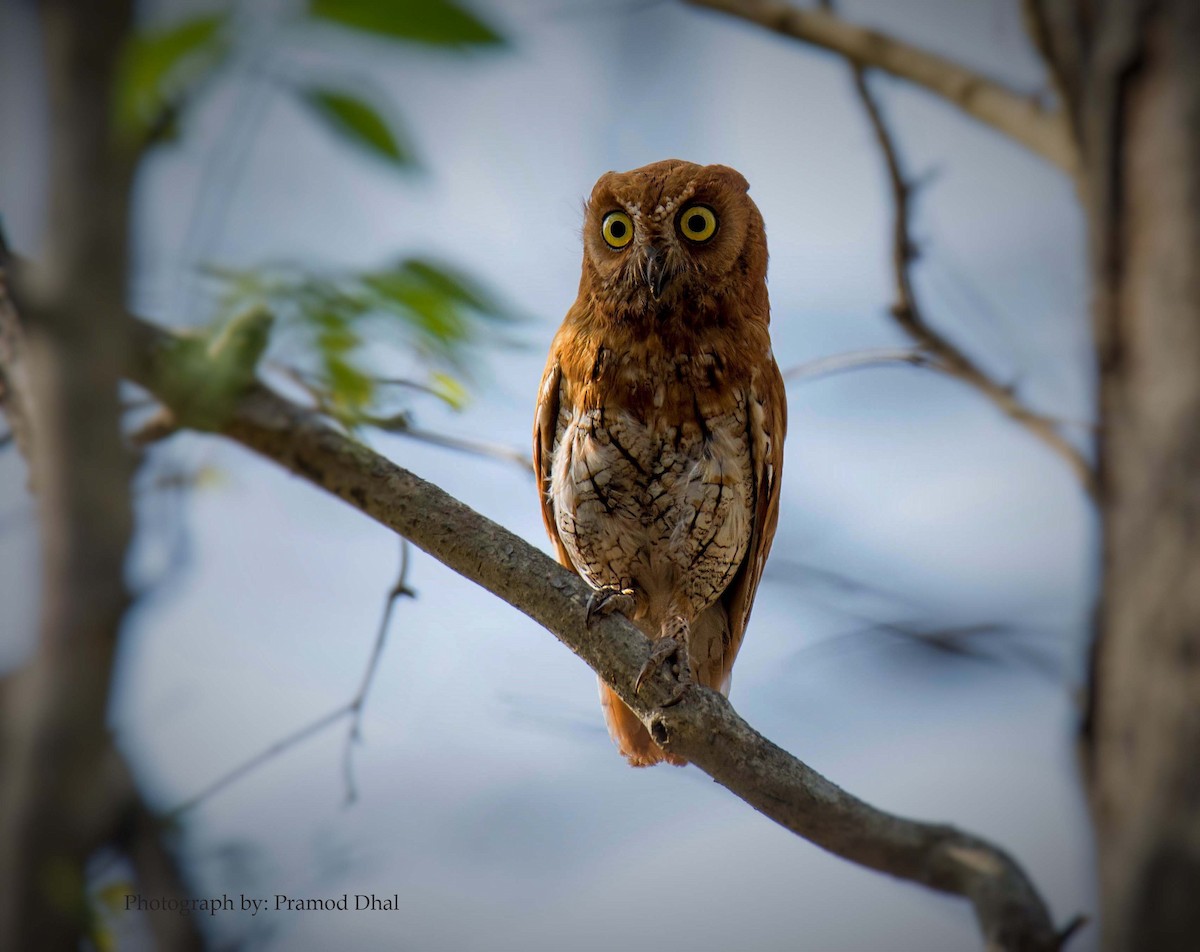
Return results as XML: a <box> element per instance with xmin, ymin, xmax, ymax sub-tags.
<box><xmin>782</xmin><ymin>347</ymin><xmax>932</xmax><ymax>383</ymax></box>
<box><xmin>848</xmin><ymin>65</ymin><xmax>1097</xmax><ymax>498</ymax></box>
<box><xmin>275</xmin><ymin>363</ymin><xmax>535</xmax><ymax>474</ymax></box>
<box><xmin>168</xmin><ymin>704</ymin><xmax>354</xmax><ymax>817</ymax></box>
<box><xmin>368</xmin><ymin>416</ymin><xmax>535</xmax><ymax>474</ymax></box>
<box><xmin>168</xmin><ymin>539</ymin><xmax>415</xmax><ymax>813</ymax></box>
<box><xmin>342</xmin><ymin>538</ymin><xmax>415</xmax><ymax>804</ymax></box>
<box><xmin>175</xmin><ymin>37</ymin><xmax>278</xmax><ymax>325</ymax></box>
<box><xmin>128</xmin><ymin>408</ymin><xmax>179</xmax><ymax>447</ymax></box>
<box><xmin>682</xmin><ymin>0</ymin><xmax>1079</xmax><ymax>174</ymax></box>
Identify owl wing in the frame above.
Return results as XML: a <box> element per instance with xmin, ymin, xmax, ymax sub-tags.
<box><xmin>720</xmin><ymin>353</ymin><xmax>787</xmax><ymax>679</ymax></box>
<box><xmin>533</xmin><ymin>352</ymin><xmax>574</xmax><ymax>570</ymax></box>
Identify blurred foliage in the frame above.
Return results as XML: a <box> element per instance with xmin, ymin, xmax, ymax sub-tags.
<box><xmin>113</xmin><ymin>0</ymin><xmax>512</xmax><ymax>428</ymax></box>
<box><xmin>114</xmin><ymin>0</ymin><xmax>503</xmax><ymax>150</ymax></box>
<box><xmin>86</xmin><ymin>879</ymin><xmax>137</xmax><ymax>952</ymax></box>
<box><xmin>114</xmin><ymin>14</ymin><xmax>229</xmax><ymax>144</ymax></box>
<box><xmin>153</xmin><ymin>308</ymin><xmax>275</xmax><ymax>431</ymax></box>
<box><xmin>299</xmin><ymin>86</ymin><xmax>415</xmax><ymax>167</ymax></box>
<box><xmin>209</xmin><ymin>259</ymin><xmax>516</xmax><ymax>425</ymax></box>
<box><xmin>309</xmin><ymin>0</ymin><xmax>505</xmax><ymax>47</ymax></box>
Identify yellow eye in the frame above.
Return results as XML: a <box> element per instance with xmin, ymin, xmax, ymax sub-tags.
<box><xmin>601</xmin><ymin>211</ymin><xmax>633</xmax><ymax>249</ymax></box>
<box><xmin>679</xmin><ymin>205</ymin><xmax>717</xmax><ymax>242</ymax></box>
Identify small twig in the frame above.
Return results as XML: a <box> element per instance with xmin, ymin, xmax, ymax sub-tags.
<box><xmin>1056</xmin><ymin>913</ymin><xmax>1089</xmax><ymax>949</ymax></box>
<box><xmin>848</xmin><ymin>65</ymin><xmax>1097</xmax><ymax>499</ymax></box>
<box><xmin>341</xmin><ymin>538</ymin><xmax>415</xmax><ymax>804</ymax></box>
<box><xmin>782</xmin><ymin>347</ymin><xmax>933</xmax><ymax>383</ymax></box>
<box><xmin>128</xmin><ymin>407</ymin><xmax>179</xmax><ymax>447</ymax></box>
<box><xmin>368</xmin><ymin>416</ymin><xmax>535</xmax><ymax>475</ymax></box>
<box><xmin>275</xmin><ymin>363</ymin><xmax>535</xmax><ymax>474</ymax></box>
<box><xmin>168</xmin><ymin>540</ymin><xmax>416</xmax><ymax>814</ymax></box>
<box><xmin>369</xmin><ymin>375</ymin><xmax>461</xmax><ymax>400</ymax></box>
<box><xmin>168</xmin><ymin>704</ymin><xmax>354</xmax><ymax>817</ymax></box>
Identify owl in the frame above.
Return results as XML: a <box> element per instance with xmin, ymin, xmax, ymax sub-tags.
<box><xmin>534</xmin><ymin>159</ymin><xmax>786</xmax><ymax>767</ymax></box>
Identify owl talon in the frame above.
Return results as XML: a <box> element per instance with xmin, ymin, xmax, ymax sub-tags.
<box><xmin>634</xmin><ymin>633</ymin><xmax>692</xmax><ymax>697</ymax></box>
<box><xmin>660</xmin><ymin>679</ymin><xmax>692</xmax><ymax>708</ymax></box>
<box><xmin>585</xmin><ymin>586</ymin><xmax>637</xmax><ymax>627</ymax></box>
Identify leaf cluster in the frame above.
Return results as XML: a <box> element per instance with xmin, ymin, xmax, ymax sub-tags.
<box><xmin>211</xmin><ymin>259</ymin><xmax>516</xmax><ymax>424</ymax></box>
<box><xmin>114</xmin><ymin>0</ymin><xmax>512</xmax><ymax>426</ymax></box>
<box><xmin>115</xmin><ymin>0</ymin><xmax>504</xmax><ymax>160</ymax></box>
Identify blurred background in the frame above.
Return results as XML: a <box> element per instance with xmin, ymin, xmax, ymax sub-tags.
<box><xmin>0</xmin><ymin>0</ymin><xmax>1097</xmax><ymax>949</ymax></box>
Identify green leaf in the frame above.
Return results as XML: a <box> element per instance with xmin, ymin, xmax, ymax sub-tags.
<box><xmin>115</xmin><ymin>14</ymin><xmax>227</xmax><ymax>143</ymax></box>
<box><xmin>308</xmin><ymin>0</ymin><xmax>503</xmax><ymax>48</ymax></box>
<box><xmin>316</xmin><ymin>318</ymin><xmax>360</xmax><ymax>358</ymax></box>
<box><xmin>300</xmin><ymin>87</ymin><xmax>414</xmax><ymax>167</ymax></box>
<box><xmin>429</xmin><ymin>372</ymin><xmax>467</xmax><ymax>410</ymax></box>
<box><xmin>362</xmin><ymin>270</ymin><xmax>466</xmax><ymax>350</ymax></box>
<box><xmin>325</xmin><ymin>355</ymin><xmax>375</xmax><ymax>417</ymax></box>
<box><xmin>403</xmin><ymin>259</ymin><xmax>503</xmax><ymax>315</ymax></box>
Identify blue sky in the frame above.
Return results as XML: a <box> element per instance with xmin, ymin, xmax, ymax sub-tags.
<box><xmin>0</xmin><ymin>1</ymin><xmax>1097</xmax><ymax>948</ymax></box>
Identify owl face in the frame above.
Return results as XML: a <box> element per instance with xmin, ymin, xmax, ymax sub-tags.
<box><xmin>581</xmin><ymin>159</ymin><xmax>767</xmax><ymax>317</ymax></box>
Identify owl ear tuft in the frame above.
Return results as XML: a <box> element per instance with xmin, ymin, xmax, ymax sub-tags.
<box><xmin>707</xmin><ymin>165</ymin><xmax>750</xmax><ymax>193</ymax></box>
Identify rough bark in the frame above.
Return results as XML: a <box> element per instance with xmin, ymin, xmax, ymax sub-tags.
<box><xmin>122</xmin><ymin>317</ymin><xmax>1076</xmax><ymax>951</ymax></box>
<box><xmin>1034</xmin><ymin>1</ymin><xmax>1200</xmax><ymax>948</ymax></box>
<box><xmin>0</xmin><ymin>3</ymin><xmax>201</xmax><ymax>949</ymax></box>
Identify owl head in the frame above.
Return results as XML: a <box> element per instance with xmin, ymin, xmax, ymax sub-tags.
<box><xmin>579</xmin><ymin>159</ymin><xmax>768</xmax><ymax>320</ymax></box>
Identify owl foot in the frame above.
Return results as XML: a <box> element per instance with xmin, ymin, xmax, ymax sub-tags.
<box><xmin>634</xmin><ymin>618</ymin><xmax>693</xmax><ymax>705</ymax></box>
<box><xmin>585</xmin><ymin>586</ymin><xmax>638</xmax><ymax>627</ymax></box>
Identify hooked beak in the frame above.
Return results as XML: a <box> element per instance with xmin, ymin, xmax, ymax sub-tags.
<box><xmin>643</xmin><ymin>244</ymin><xmax>675</xmax><ymax>300</ymax></box>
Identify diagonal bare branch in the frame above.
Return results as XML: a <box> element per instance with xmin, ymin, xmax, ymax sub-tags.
<box><xmin>683</xmin><ymin>0</ymin><xmax>1079</xmax><ymax>174</ymax></box>
<box><xmin>848</xmin><ymin>65</ymin><xmax>1097</xmax><ymax>499</ymax></box>
<box><xmin>127</xmin><ymin>315</ymin><xmax>1079</xmax><ymax>952</ymax></box>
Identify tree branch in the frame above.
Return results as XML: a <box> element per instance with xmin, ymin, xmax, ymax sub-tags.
<box><xmin>127</xmin><ymin>315</ymin><xmax>1077</xmax><ymax>951</ymax></box>
<box><xmin>848</xmin><ymin>65</ymin><xmax>1097</xmax><ymax>499</ymax></box>
<box><xmin>683</xmin><ymin>0</ymin><xmax>1080</xmax><ymax>174</ymax></box>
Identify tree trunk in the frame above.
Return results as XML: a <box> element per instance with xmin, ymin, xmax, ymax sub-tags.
<box><xmin>1037</xmin><ymin>0</ymin><xmax>1200</xmax><ymax>947</ymax></box>
<box><xmin>0</xmin><ymin>3</ymin><xmax>201</xmax><ymax>949</ymax></box>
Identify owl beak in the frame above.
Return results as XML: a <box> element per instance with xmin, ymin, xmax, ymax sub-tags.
<box><xmin>643</xmin><ymin>245</ymin><xmax>674</xmax><ymax>299</ymax></box>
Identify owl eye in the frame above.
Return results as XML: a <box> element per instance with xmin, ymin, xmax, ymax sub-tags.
<box><xmin>601</xmin><ymin>211</ymin><xmax>634</xmax><ymax>249</ymax></box>
<box><xmin>679</xmin><ymin>205</ymin><xmax>717</xmax><ymax>242</ymax></box>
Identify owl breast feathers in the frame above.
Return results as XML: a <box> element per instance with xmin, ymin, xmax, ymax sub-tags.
<box><xmin>534</xmin><ymin>159</ymin><xmax>786</xmax><ymax>767</ymax></box>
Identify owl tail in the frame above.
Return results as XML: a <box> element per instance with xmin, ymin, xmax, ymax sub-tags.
<box><xmin>598</xmin><ymin>679</ymin><xmax>687</xmax><ymax>768</ymax></box>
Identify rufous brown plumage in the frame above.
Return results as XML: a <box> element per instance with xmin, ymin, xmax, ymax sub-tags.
<box><xmin>534</xmin><ymin>159</ymin><xmax>786</xmax><ymax>766</ymax></box>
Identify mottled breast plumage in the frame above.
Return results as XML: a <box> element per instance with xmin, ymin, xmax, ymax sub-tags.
<box><xmin>550</xmin><ymin>380</ymin><xmax>754</xmax><ymax>627</ymax></box>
